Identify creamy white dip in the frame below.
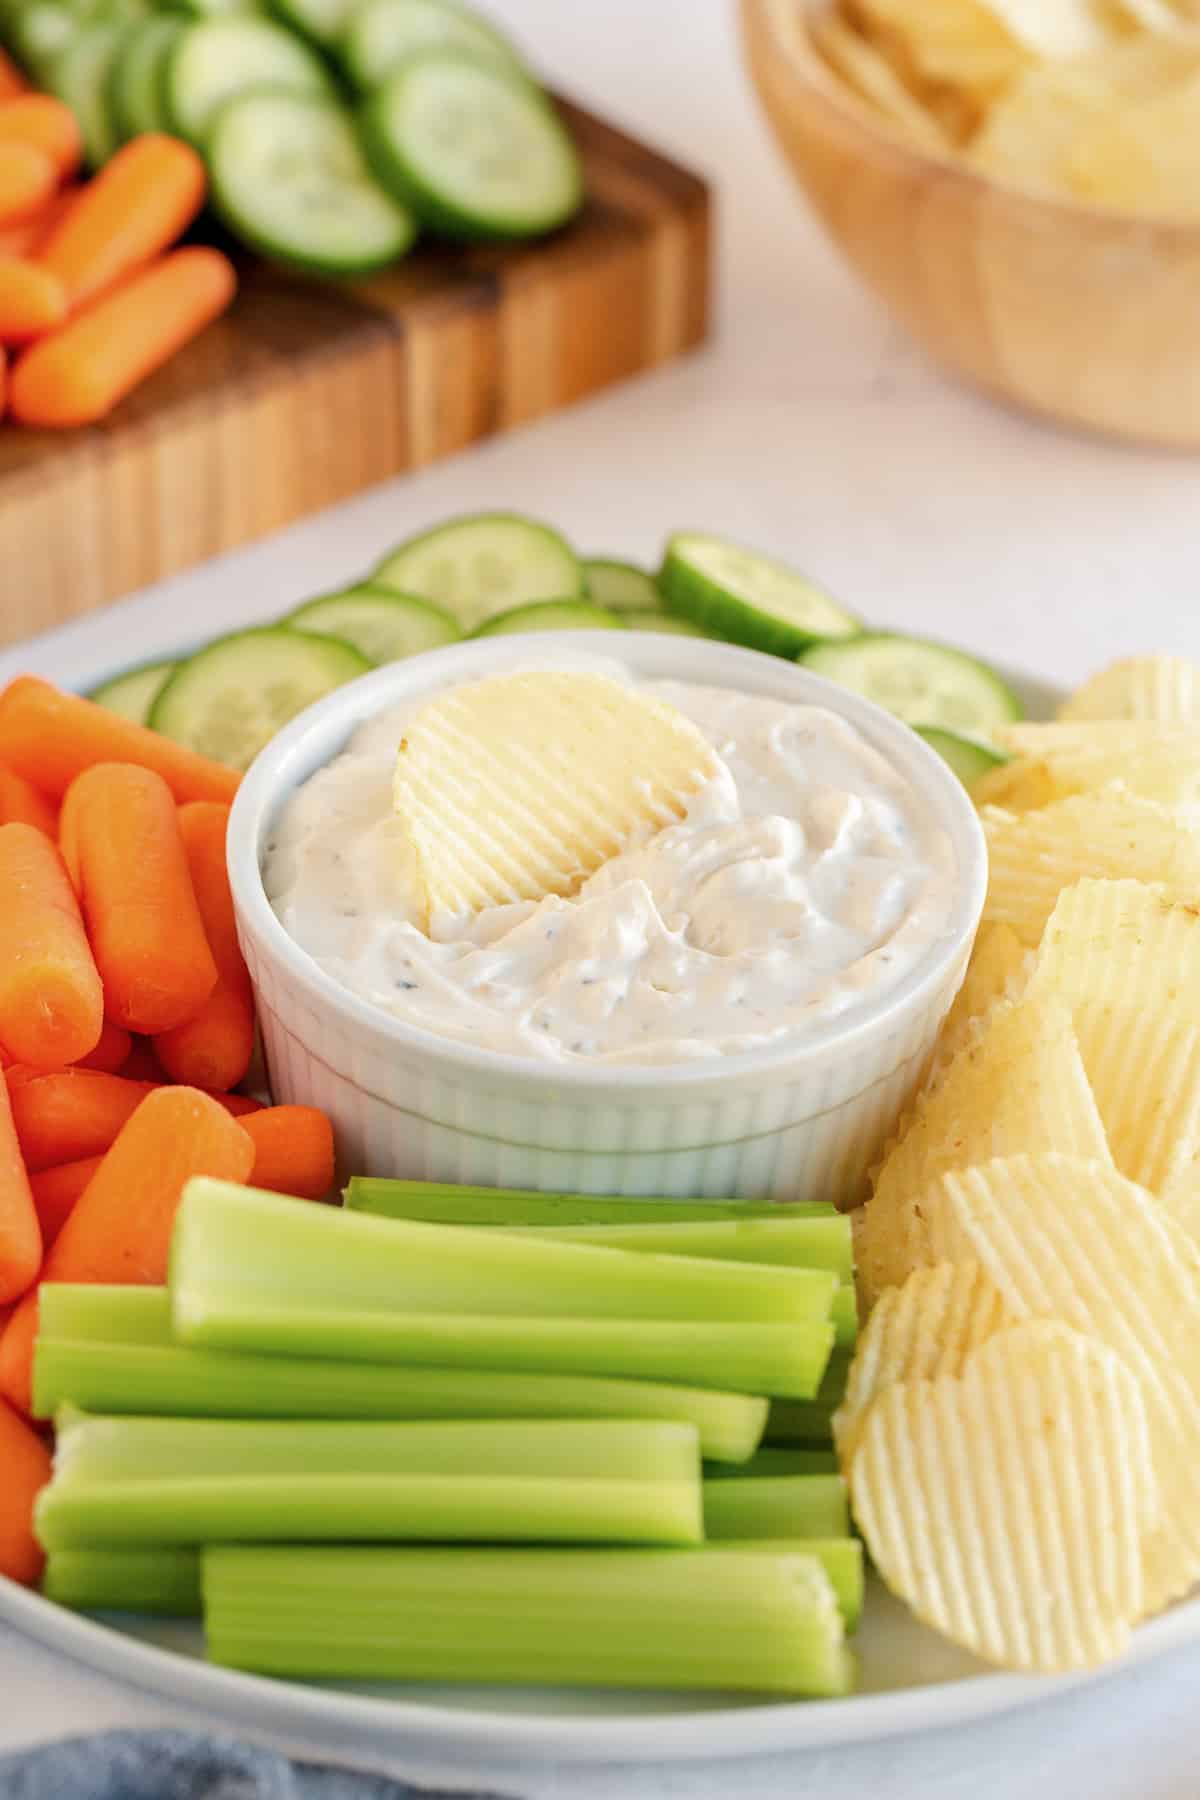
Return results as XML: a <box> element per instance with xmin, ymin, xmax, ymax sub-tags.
<box><xmin>264</xmin><ymin>664</ymin><xmax>959</xmax><ymax>1065</ymax></box>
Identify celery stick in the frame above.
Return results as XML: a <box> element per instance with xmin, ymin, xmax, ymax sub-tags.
<box><xmin>43</xmin><ymin>1548</ymin><xmax>202</xmax><ymax>1616</ymax></box>
<box><xmin>765</xmin><ymin>1350</ymin><xmax>850</xmax><ymax>1443</ymax></box>
<box><xmin>34</xmin><ymin>1290</ymin><xmax>767</xmax><ymax>1462</ymax></box>
<box><xmin>203</xmin><ymin>1545</ymin><xmax>856</xmax><ymax>1695</ymax></box>
<box><xmin>36</xmin><ymin>1414</ymin><xmax>703</xmax><ymax>1551</ymax></box>
<box><xmin>833</xmin><ymin>1285</ymin><xmax>858</xmax><ymax>1349</ymax></box>
<box><xmin>703</xmin><ymin>1473</ymin><xmax>849</xmax><ymax>1542</ymax></box>
<box><xmin>706</xmin><ymin>1447</ymin><xmax>839</xmax><ymax>1478</ymax></box>
<box><xmin>702</xmin><ymin>1539</ymin><xmax>863</xmax><ymax>1632</ymax></box>
<box><xmin>171</xmin><ymin>1180</ymin><xmax>838</xmax><ymax>1329</ymax></box>
<box><xmin>505</xmin><ymin>1217</ymin><xmax>853</xmax><ymax>1281</ymax></box>
<box><xmin>345</xmin><ymin>1178</ymin><xmax>837</xmax><ymax>1227</ymax></box>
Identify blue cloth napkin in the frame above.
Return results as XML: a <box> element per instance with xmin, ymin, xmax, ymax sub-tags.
<box><xmin>0</xmin><ymin>1729</ymin><xmax>514</xmax><ymax>1799</ymax></box>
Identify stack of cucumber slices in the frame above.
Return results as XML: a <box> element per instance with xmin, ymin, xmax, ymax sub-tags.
<box><xmin>2</xmin><ymin>0</ymin><xmax>583</xmax><ymax>274</ymax></box>
<box><xmin>90</xmin><ymin>513</ymin><xmax>1022</xmax><ymax>780</ymax></box>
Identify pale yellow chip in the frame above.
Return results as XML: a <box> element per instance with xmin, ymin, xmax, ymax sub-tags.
<box><xmin>835</xmin><ymin>1260</ymin><xmax>1015</xmax><ymax>1463</ymax></box>
<box><xmin>1067</xmin><ymin>72</ymin><xmax>1200</xmax><ymax>215</ymax></box>
<box><xmin>812</xmin><ymin>9</ymin><xmax>951</xmax><ymax>146</ymax></box>
<box><xmin>1061</xmin><ymin>656</ymin><xmax>1200</xmax><ymax>723</ymax></box>
<box><xmin>980</xmin><ymin>789</ymin><xmax>1200</xmax><ymax>945</ymax></box>
<box><xmin>857</xmin><ymin>993</ymin><xmax>1110</xmax><ymax>1305</ymax></box>
<box><xmin>391</xmin><ymin>673</ymin><xmax>719</xmax><ymax>924</ymax></box>
<box><xmin>930</xmin><ymin>921</ymin><xmax>1032</xmax><ymax>1081</ymax></box>
<box><xmin>998</xmin><ymin>720</ymin><xmax>1200</xmax><ymax>756</ymax></box>
<box><xmin>970</xmin><ymin>757</ymin><xmax>1063</xmax><ymax>812</ymax></box>
<box><xmin>979</xmin><ymin>725</ymin><xmax>1200</xmax><ymax>815</ymax></box>
<box><xmin>1160</xmin><ymin>1162</ymin><xmax>1200</xmax><ymax>1248</ymax></box>
<box><xmin>941</xmin><ymin>1152</ymin><xmax>1200</xmax><ymax>1614</ymax></box>
<box><xmin>849</xmin><ymin>1319</ymin><xmax>1156</xmax><ymax>1671</ymax></box>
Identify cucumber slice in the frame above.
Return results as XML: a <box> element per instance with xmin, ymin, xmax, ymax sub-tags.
<box><xmin>10</xmin><ymin>2</ymin><xmax>75</xmax><ymax>84</ymax></box>
<box><xmin>165</xmin><ymin>16</ymin><xmax>333</xmax><ymax>145</ymax></box>
<box><xmin>209</xmin><ymin>90</ymin><xmax>417</xmax><ymax>276</ymax></box>
<box><xmin>49</xmin><ymin>20</ymin><xmax>126</xmax><ymax>165</ymax></box>
<box><xmin>88</xmin><ymin>658</ymin><xmax>177</xmax><ymax>725</ymax></box>
<box><xmin>287</xmin><ymin>584</ymin><xmax>460</xmax><ymax>662</ymax></box>
<box><xmin>108</xmin><ymin>14</ymin><xmax>184</xmax><ymax>139</ymax></box>
<box><xmin>271</xmin><ymin>0</ymin><xmax>349</xmax><ymax>44</ymax></box>
<box><xmin>339</xmin><ymin>0</ymin><xmax>521</xmax><ymax>93</ymax></box>
<box><xmin>471</xmin><ymin>599</ymin><xmax>622</xmax><ymax>636</ymax></box>
<box><xmin>582</xmin><ymin>558</ymin><xmax>662</xmax><ymax>614</ymax></box>
<box><xmin>801</xmin><ymin>635</ymin><xmax>1023</xmax><ymax>738</ymax></box>
<box><xmin>361</xmin><ymin>51</ymin><xmax>582</xmax><ymax>241</ymax></box>
<box><xmin>171</xmin><ymin>0</ymin><xmax>264</xmax><ymax>14</ymax></box>
<box><xmin>916</xmin><ymin>727</ymin><xmax>1010</xmax><ymax>788</ymax></box>
<box><xmin>373</xmin><ymin>513</ymin><xmax>583</xmax><ymax>633</ymax></box>
<box><xmin>660</xmin><ymin>532</ymin><xmax>859</xmax><ymax>660</ymax></box>
<box><xmin>150</xmin><ymin>628</ymin><xmax>371</xmax><ymax>771</ymax></box>
<box><xmin>624</xmin><ymin>611</ymin><xmax>711</xmax><ymax>637</ymax></box>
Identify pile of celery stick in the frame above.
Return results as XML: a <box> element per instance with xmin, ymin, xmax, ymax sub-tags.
<box><xmin>32</xmin><ymin>1176</ymin><xmax>862</xmax><ymax>1698</ymax></box>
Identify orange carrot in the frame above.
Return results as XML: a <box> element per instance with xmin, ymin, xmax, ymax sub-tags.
<box><xmin>0</xmin><ymin>1397</ymin><xmax>51</xmax><ymax>1583</ymax></box>
<box><xmin>9</xmin><ymin>1070</ymin><xmax>159</xmax><ymax>1171</ymax></box>
<box><xmin>0</xmin><ymin>182</ymin><xmax>79</xmax><ymax>258</ymax></box>
<box><xmin>28</xmin><ymin>1153</ymin><xmax>101</xmax><ymax>1247</ymax></box>
<box><xmin>12</xmin><ymin>245</ymin><xmax>235</xmax><ymax>428</ymax></box>
<box><xmin>38</xmin><ymin>134</ymin><xmax>206</xmax><ymax>310</ymax></box>
<box><xmin>69</xmin><ymin>763</ymin><xmax>218</xmax><ymax>1034</ymax></box>
<box><xmin>0</xmin><ymin>343</ymin><xmax>6</xmax><ymax>418</ymax></box>
<box><xmin>0</xmin><ymin>255</ymin><xmax>65</xmax><ymax>340</ymax></box>
<box><xmin>212</xmin><ymin>1091</ymin><xmax>263</xmax><ymax>1117</ymax></box>
<box><xmin>0</xmin><ymin>677</ymin><xmax>241</xmax><ymax>804</ymax></box>
<box><xmin>0</xmin><ymin>50</ymin><xmax>31</xmax><ymax>102</ymax></box>
<box><xmin>155</xmin><ymin>803</ymin><xmax>254</xmax><ymax>1091</ymax></box>
<box><xmin>0</xmin><ymin>1071</ymin><xmax>39</xmax><ymax>1306</ymax></box>
<box><xmin>240</xmin><ymin>1105</ymin><xmax>335</xmax><ymax>1199</ymax></box>
<box><xmin>0</xmin><ymin>97</ymin><xmax>81</xmax><ymax>180</ymax></box>
<box><xmin>0</xmin><ymin>823</ymin><xmax>104</xmax><ymax>1071</ymax></box>
<box><xmin>119</xmin><ymin>1035</ymin><xmax>166</xmax><ymax>1083</ymax></box>
<box><xmin>0</xmin><ymin>143</ymin><xmax>55</xmax><ymax>227</ymax></box>
<box><xmin>0</xmin><ymin>1086</ymin><xmax>253</xmax><ymax>1413</ymax></box>
<box><xmin>0</xmin><ymin>762</ymin><xmax>56</xmax><ymax>836</ymax></box>
<box><xmin>75</xmin><ymin>1018</ymin><xmax>132</xmax><ymax>1075</ymax></box>
<box><xmin>57</xmin><ymin>764</ymin><xmax>82</xmax><ymax>887</ymax></box>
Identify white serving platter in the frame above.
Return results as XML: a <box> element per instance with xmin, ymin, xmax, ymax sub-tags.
<box><xmin>1</xmin><ymin>606</ymin><xmax>1194</xmax><ymax>1769</ymax></box>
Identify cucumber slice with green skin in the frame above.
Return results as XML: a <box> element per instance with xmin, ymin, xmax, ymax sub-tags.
<box><xmin>361</xmin><ymin>51</ymin><xmax>582</xmax><ymax>242</ymax></box>
<box><xmin>373</xmin><ymin>512</ymin><xmax>583</xmax><ymax>633</ymax></box>
<box><xmin>10</xmin><ymin>3</ymin><xmax>76</xmax><ymax>84</ymax></box>
<box><xmin>108</xmin><ymin>14</ymin><xmax>184</xmax><ymax>140</ymax></box>
<box><xmin>88</xmin><ymin>658</ymin><xmax>178</xmax><ymax>725</ymax></box>
<box><xmin>916</xmin><ymin>727</ymin><xmax>1010</xmax><ymax>787</ymax></box>
<box><xmin>287</xmin><ymin>584</ymin><xmax>460</xmax><ymax>662</ymax></box>
<box><xmin>339</xmin><ymin>0</ymin><xmax>521</xmax><ymax>93</ymax></box>
<box><xmin>208</xmin><ymin>90</ymin><xmax>417</xmax><ymax>277</ymax></box>
<box><xmin>801</xmin><ymin>635</ymin><xmax>1023</xmax><ymax>738</ymax></box>
<box><xmin>150</xmin><ymin>628</ymin><xmax>371</xmax><ymax>772</ymax></box>
<box><xmin>164</xmin><ymin>16</ymin><xmax>333</xmax><ymax>145</ymax></box>
<box><xmin>659</xmin><ymin>532</ymin><xmax>859</xmax><ymax>661</ymax></box>
<box><xmin>582</xmin><ymin>558</ymin><xmax>662</xmax><ymax>614</ymax></box>
<box><xmin>624</xmin><ymin>611</ymin><xmax>711</xmax><ymax>638</ymax></box>
<box><xmin>270</xmin><ymin>0</ymin><xmax>348</xmax><ymax>45</ymax></box>
<box><xmin>49</xmin><ymin>20</ymin><xmax>126</xmax><ymax>166</ymax></box>
<box><xmin>471</xmin><ymin>599</ymin><xmax>622</xmax><ymax>637</ymax></box>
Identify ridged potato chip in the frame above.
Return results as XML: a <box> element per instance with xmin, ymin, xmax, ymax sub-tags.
<box><xmin>849</xmin><ymin>1319</ymin><xmax>1156</xmax><ymax>1671</ymax></box>
<box><xmin>981</xmin><ymin>790</ymin><xmax>1200</xmax><ymax>945</ymax></box>
<box><xmin>1067</xmin><ymin>74</ymin><xmax>1200</xmax><ymax>216</ymax></box>
<box><xmin>392</xmin><ymin>673</ymin><xmax>719</xmax><ymax>925</ymax></box>
<box><xmin>999</xmin><ymin>720</ymin><xmax>1200</xmax><ymax>756</ymax></box>
<box><xmin>930</xmin><ymin>921</ymin><xmax>1032</xmax><ymax>1082</ymax></box>
<box><xmin>970</xmin><ymin>757</ymin><xmax>1062</xmax><ymax>812</ymax></box>
<box><xmin>856</xmin><ymin>994</ymin><xmax>1110</xmax><ymax>1305</ymax></box>
<box><xmin>1061</xmin><ymin>655</ymin><xmax>1200</xmax><ymax>723</ymax></box>
<box><xmin>835</xmin><ymin>1260</ymin><xmax>1014</xmax><ymax>1461</ymax></box>
<box><xmin>812</xmin><ymin>9</ymin><xmax>951</xmax><ymax>145</ymax></box>
<box><xmin>941</xmin><ymin>1152</ymin><xmax>1200</xmax><ymax>1613</ymax></box>
<box><xmin>1160</xmin><ymin>1162</ymin><xmax>1200</xmax><ymax>1248</ymax></box>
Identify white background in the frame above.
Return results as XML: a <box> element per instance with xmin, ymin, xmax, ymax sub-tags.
<box><xmin>3</xmin><ymin>2</ymin><xmax>1200</xmax><ymax>1794</ymax></box>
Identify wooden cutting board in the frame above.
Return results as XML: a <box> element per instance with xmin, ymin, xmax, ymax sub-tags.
<box><xmin>0</xmin><ymin>99</ymin><xmax>710</xmax><ymax>650</ymax></box>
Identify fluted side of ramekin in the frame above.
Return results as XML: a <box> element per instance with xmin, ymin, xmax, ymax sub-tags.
<box><xmin>229</xmin><ymin>635</ymin><xmax>988</xmax><ymax>1209</ymax></box>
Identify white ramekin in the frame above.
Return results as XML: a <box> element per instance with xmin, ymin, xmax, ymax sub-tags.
<box><xmin>228</xmin><ymin>634</ymin><xmax>987</xmax><ymax>1206</ymax></box>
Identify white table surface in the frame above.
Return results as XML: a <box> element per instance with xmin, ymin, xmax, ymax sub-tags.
<box><xmin>4</xmin><ymin>1</ymin><xmax>1200</xmax><ymax>1792</ymax></box>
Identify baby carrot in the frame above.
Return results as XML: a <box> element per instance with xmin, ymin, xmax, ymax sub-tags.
<box><xmin>75</xmin><ymin>1018</ymin><xmax>132</xmax><ymax>1075</ymax></box>
<box><xmin>0</xmin><ymin>1071</ymin><xmax>39</xmax><ymax>1307</ymax></box>
<box><xmin>0</xmin><ymin>823</ymin><xmax>104</xmax><ymax>1071</ymax></box>
<box><xmin>69</xmin><ymin>763</ymin><xmax>218</xmax><ymax>1035</ymax></box>
<box><xmin>0</xmin><ymin>256</ymin><xmax>66</xmax><ymax>341</ymax></box>
<box><xmin>155</xmin><ymin>803</ymin><xmax>254</xmax><ymax>1092</ymax></box>
<box><xmin>9</xmin><ymin>1070</ymin><xmax>159</xmax><ymax>1171</ymax></box>
<box><xmin>0</xmin><ymin>677</ymin><xmax>241</xmax><ymax>804</ymax></box>
<box><xmin>119</xmin><ymin>1036</ymin><xmax>166</xmax><ymax>1083</ymax></box>
<box><xmin>0</xmin><ymin>97</ymin><xmax>81</xmax><ymax>180</ymax></box>
<box><xmin>240</xmin><ymin>1106</ymin><xmax>335</xmax><ymax>1199</ymax></box>
<box><xmin>11</xmin><ymin>245</ymin><xmax>235</xmax><ymax>428</ymax></box>
<box><xmin>213</xmin><ymin>1091</ymin><xmax>263</xmax><ymax>1117</ymax></box>
<box><xmin>0</xmin><ymin>51</ymin><xmax>30</xmax><ymax>102</ymax></box>
<box><xmin>0</xmin><ymin>143</ymin><xmax>56</xmax><ymax>227</ymax></box>
<box><xmin>28</xmin><ymin>1154</ymin><xmax>101</xmax><ymax>1247</ymax></box>
<box><xmin>0</xmin><ymin>1398</ymin><xmax>51</xmax><ymax>1584</ymax></box>
<box><xmin>38</xmin><ymin>134</ymin><xmax>206</xmax><ymax>310</ymax></box>
<box><xmin>0</xmin><ymin>1086</ymin><xmax>254</xmax><ymax>1414</ymax></box>
<box><xmin>0</xmin><ymin>763</ymin><xmax>56</xmax><ymax>836</ymax></box>
<box><xmin>0</xmin><ymin>183</ymin><xmax>79</xmax><ymax>259</ymax></box>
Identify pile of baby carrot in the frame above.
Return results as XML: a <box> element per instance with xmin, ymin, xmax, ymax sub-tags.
<box><xmin>0</xmin><ymin>47</ymin><xmax>234</xmax><ymax>427</ymax></box>
<box><xmin>0</xmin><ymin>673</ymin><xmax>336</xmax><ymax>1588</ymax></box>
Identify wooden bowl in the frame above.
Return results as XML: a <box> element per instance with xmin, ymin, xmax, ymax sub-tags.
<box><xmin>741</xmin><ymin>0</ymin><xmax>1200</xmax><ymax>449</ymax></box>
